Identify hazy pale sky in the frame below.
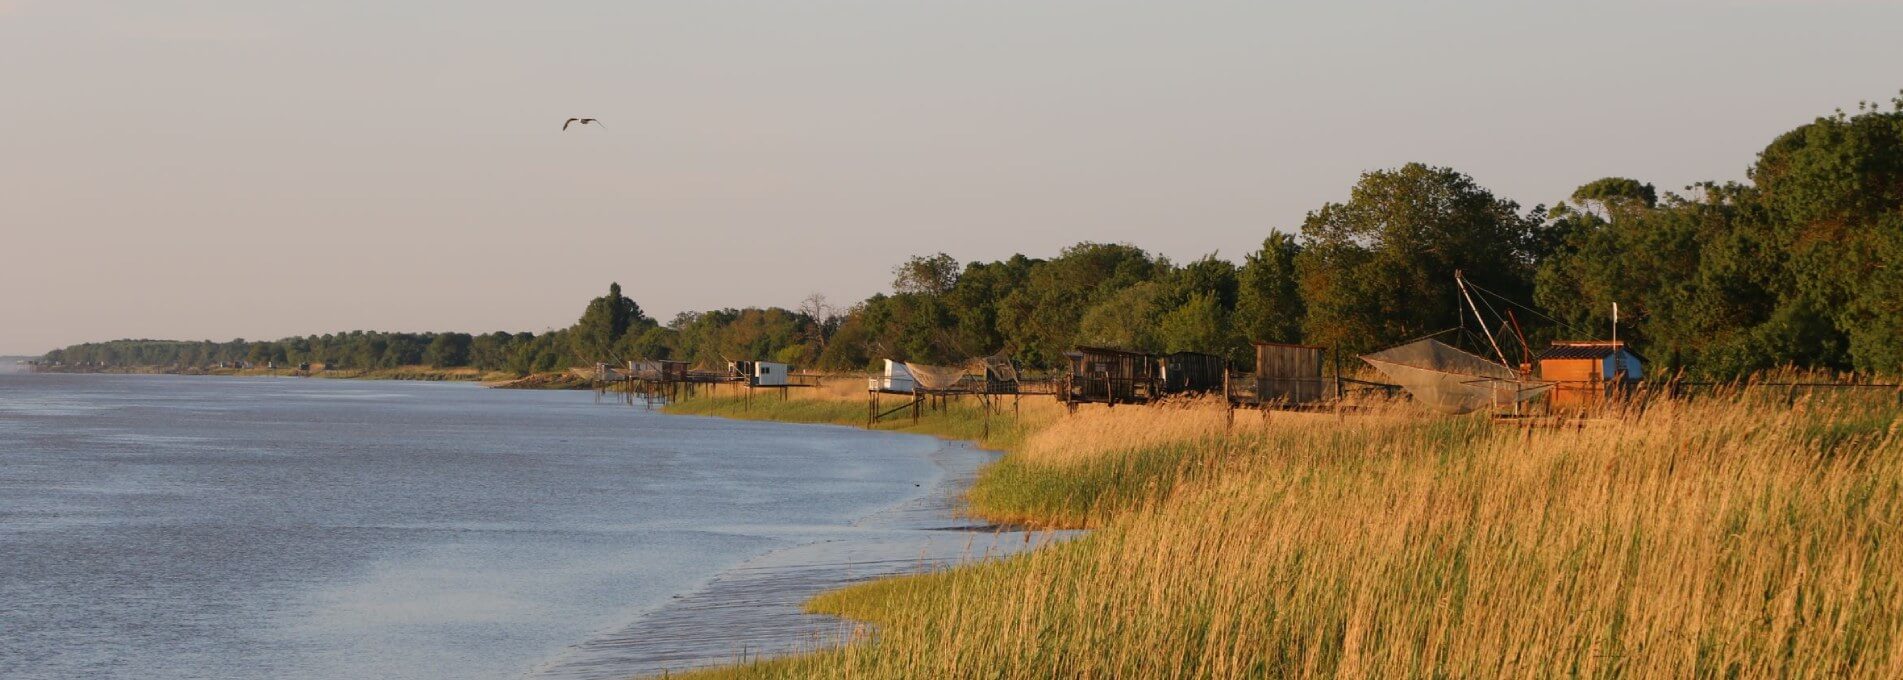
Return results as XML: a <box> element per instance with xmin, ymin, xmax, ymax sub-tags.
<box><xmin>3</xmin><ymin>1</ymin><xmax>1899</xmax><ymax>354</ymax></box>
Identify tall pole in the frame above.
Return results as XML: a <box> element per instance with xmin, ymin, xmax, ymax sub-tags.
<box><xmin>1612</xmin><ymin>302</ymin><xmax>1619</xmax><ymax>347</ymax></box>
<box><xmin>1457</xmin><ymin>270</ymin><xmax>1511</xmax><ymax>368</ymax></box>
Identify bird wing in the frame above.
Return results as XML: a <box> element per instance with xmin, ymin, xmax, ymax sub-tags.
<box><xmin>563</xmin><ymin>118</ymin><xmax>579</xmax><ymax>130</ymax></box>
<box><xmin>589</xmin><ymin>120</ymin><xmax>606</xmax><ymax>129</ymax></box>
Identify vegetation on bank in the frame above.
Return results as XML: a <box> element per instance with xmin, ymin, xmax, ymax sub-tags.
<box><xmin>43</xmin><ymin>96</ymin><xmax>1903</xmax><ymax>379</ymax></box>
<box><xmin>665</xmin><ymin>383</ymin><xmax>1902</xmax><ymax>679</ymax></box>
<box><xmin>663</xmin><ymin>380</ymin><xmax>1053</xmax><ymax>455</ymax></box>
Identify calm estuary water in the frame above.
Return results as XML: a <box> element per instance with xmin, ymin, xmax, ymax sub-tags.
<box><xmin>0</xmin><ymin>372</ymin><xmax>963</xmax><ymax>679</ymax></box>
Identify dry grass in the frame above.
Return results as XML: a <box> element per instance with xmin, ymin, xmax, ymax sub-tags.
<box><xmin>667</xmin><ymin>375</ymin><xmax>1066</xmax><ymax>447</ymax></box>
<box><xmin>670</xmin><ymin>386</ymin><xmax>1903</xmax><ymax>679</ymax></box>
<box><xmin>807</xmin><ymin>373</ymin><xmax>879</xmax><ymax>401</ymax></box>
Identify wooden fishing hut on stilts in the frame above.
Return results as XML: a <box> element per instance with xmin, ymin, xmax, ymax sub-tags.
<box><xmin>866</xmin><ymin>355</ymin><xmax>1027</xmax><ymax>440</ymax></box>
<box><xmin>1058</xmin><ymin>346</ymin><xmax>1160</xmax><ymax>410</ymax></box>
<box><xmin>616</xmin><ymin>359</ymin><xmax>696</xmax><ymax>409</ymax></box>
<box><xmin>1059</xmin><ymin>346</ymin><xmax>1253</xmax><ymax>412</ymax></box>
<box><xmin>610</xmin><ymin>358</ymin><xmax>821</xmax><ymax>411</ymax></box>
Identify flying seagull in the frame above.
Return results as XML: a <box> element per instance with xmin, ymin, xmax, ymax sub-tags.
<box><xmin>563</xmin><ymin>118</ymin><xmax>605</xmax><ymax>131</ymax></box>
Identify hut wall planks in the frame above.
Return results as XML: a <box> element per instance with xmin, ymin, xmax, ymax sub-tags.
<box><xmin>1254</xmin><ymin>342</ymin><xmax>1325</xmax><ymax>404</ymax></box>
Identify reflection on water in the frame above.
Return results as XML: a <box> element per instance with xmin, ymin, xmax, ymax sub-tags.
<box><xmin>534</xmin><ymin>437</ymin><xmax>1072</xmax><ymax>679</ymax></box>
<box><xmin>0</xmin><ymin>373</ymin><xmax>965</xmax><ymax>680</ymax></box>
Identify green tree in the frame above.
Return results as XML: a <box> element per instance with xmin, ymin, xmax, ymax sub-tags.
<box><xmin>618</xmin><ymin>325</ymin><xmax>679</xmax><ymax>362</ymax></box>
<box><xmin>1076</xmin><ymin>282</ymin><xmax>1166</xmax><ymax>350</ymax></box>
<box><xmin>571</xmin><ymin>282</ymin><xmax>647</xmax><ymax>363</ymax></box>
<box><xmin>943</xmin><ymin>257</ymin><xmax>1036</xmax><ymax>359</ymax></box>
<box><xmin>423</xmin><ymin>333</ymin><xmax>472</xmax><ymax>367</ymax></box>
<box><xmin>1750</xmin><ymin>99</ymin><xmax>1903</xmax><ymax>372</ymax></box>
<box><xmin>468</xmin><ymin>332</ymin><xmax>517</xmax><ymax>371</ymax></box>
<box><xmin>1155</xmin><ymin>291</ymin><xmax>1230</xmax><ymax>355</ymax></box>
<box><xmin>1235</xmin><ymin>232</ymin><xmax>1304</xmax><ymax>345</ymax></box>
<box><xmin>1167</xmin><ymin>255</ymin><xmax>1239</xmax><ymax>311</ymax></box>
<box><xmin>892</xmin><ymin>253</ymin><xmax>961</xmax><ymax>296</ymax></box>
<box><xmin>997</xmin><ymin>242</ymin><xmax>1168</xmax><ymax>367</ymax></box>
<box><xmin>1569</xmin><ymin>177</ymin><xmax>1658</xmax><ymax>220</ymax></box>
<box><xmin>381</xmin><ymin>334</ymin><xmax>425</xmax><ymax>367</ymax></box>
<box><xmin>1296</xmin><ymin>163</ymin><xmax>1543</xmax><ymax>355</ymax></box>
<box><xmin>816</xmin><ymin>306</ymin><xmax>875</xmax><ymax>370</ymax></box>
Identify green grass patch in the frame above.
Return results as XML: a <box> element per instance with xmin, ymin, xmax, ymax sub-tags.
<box><xmin>665</xmin><ymin>393</ymin><xmax>1043</xmax><ymax>452</ymax></box>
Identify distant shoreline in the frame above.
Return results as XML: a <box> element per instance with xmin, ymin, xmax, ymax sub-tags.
<box><xmin>24</xmin><ymin>364</ymin><xmax>598</xmax><ymax>389</ymax></box>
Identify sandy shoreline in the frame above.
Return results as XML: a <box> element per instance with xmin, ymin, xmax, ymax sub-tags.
<box><xmin>527</xmin><ymin>425</ymin><xmax>1071</xmax><ymax>679</ymax></box>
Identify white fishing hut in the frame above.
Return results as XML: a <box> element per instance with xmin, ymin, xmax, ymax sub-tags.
<box><xmin>872</xmin><ymin>359</ymin><xmax>917</xmax><ymax>393</ymax></box>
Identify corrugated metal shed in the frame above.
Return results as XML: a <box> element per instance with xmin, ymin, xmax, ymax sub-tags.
<box><xmin>1536</xmin><ymin>343</ymin><xmax>1649</xmax><ymax>363</ymax></box>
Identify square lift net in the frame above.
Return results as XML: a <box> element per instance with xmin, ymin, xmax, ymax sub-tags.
<box><xmin>1361</xmin><ymin>339</ymin><xmax>1552</xmax><ymax>414</ymax></box>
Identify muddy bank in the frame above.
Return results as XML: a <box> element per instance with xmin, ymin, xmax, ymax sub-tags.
<box><xmin>527</xmin><ymin>433</ymin><xmax>1073</xmax><ymax>679</ymax></box>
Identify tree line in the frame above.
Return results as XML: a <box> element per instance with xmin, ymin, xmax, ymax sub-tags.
<box><xmin>46</xmin><ymin>96</ymin><xmax>1903</xmax><ymax>378</ymax></box>
<box><xmin>42</xmin><ymin>330</ymin><xmax>578</xmax><ymax>374</ymax></box>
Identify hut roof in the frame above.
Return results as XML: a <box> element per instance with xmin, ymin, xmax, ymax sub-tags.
<box><xmin>1250</xmin><ymin>340</ymin><xmax>1327</xmax><ymax>350</ymax></box>
<box><xmin>1536</xmin><ymin>342</ymin><xmax>1647</xmax><ymax>363</ymax></box>
<box><xmin>1072</xmin><ymin>346</ymin><xmax>1153</xmax><ymax>358</ymax></box>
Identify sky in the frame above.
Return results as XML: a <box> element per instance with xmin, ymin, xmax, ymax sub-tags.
<box><xmin>2</xmin><ymin>1</ymin><xmax>1900</xmax><ymax>355</ymax></box>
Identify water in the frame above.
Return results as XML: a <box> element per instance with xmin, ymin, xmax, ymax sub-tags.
<box><xmin>0</xmin><ymin>373</ymin><xmax>1013</xmax><ymax>679</ymax></box>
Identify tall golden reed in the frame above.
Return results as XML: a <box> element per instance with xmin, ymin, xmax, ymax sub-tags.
<box><xmin>681</xmin><ymin>385</ymin><xmax>1903</xmax><ymax>678</ymax></box>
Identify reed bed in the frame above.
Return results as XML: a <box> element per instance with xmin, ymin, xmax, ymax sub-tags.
<box><xmin>670</xmin><ymin>386</ymin><xmax>1902</xmax><ymax>679</ymax></box>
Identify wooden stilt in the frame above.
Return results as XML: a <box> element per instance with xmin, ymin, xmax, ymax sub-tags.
<box><xmin>982</xmin><ymin>392</ymin><xmax>991</xmax><ymax>441</ymax></box>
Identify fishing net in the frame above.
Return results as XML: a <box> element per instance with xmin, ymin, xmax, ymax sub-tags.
<box><xmin>905</xmin><ymin>362</ymin><xmax>974</xmax><ymax>391</ymax></box>
<box><xmin>1361</xmin><ymin>339</ymin><xmax>1551</xmax><ymax>414</ymax></box>
<box><xmin>982</xmin><ymin>353</ymin><xmax>1018</xmax><ymax>383</ymax></box>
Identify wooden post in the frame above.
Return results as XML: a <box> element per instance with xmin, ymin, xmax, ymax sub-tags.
<box><xmin>982</xmin><ymin>393</ymin><xmax>991</xmax><ymax>441</ymax></box>
<box><xmin>1333</xmin><ymin>344</ymin><xmax>1344</xmax><ymax>421</ymax></box>
<box><xmin>1333</xmin><ymin>344</ymin><xmax>1343</xmax><ymax>401</ymax></box>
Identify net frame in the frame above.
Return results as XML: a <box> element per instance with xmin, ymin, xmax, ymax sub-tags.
<box><xmin>1361</xmin><ymin>338</ymin><xmax>1552</xmax><ymax>414</ymax></box>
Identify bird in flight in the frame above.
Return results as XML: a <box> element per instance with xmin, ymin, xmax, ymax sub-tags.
<box><xmin>563</xmin><ymin>118</ymin><xmax>605</xmax><ymax>131</ymax></box>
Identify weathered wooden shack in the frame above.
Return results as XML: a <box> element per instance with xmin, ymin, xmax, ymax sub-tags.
<box><xmin>728</xmin><ymin>360</ymin><xmax>791</xmax><ymax>387</ymax></box>
<box><xmin>1061</xmin><ymin>346</ymin><xmax>1158</xmax><ymax>405</ymax></box>
<box><xmin>1159</xmin><ymin>351</ymin><xmax>1226</xmax><ymax>395</ymax></box>
<box><xmin>1252</xmin><ymin>341</ymin><xmax>1327</xmax><ymax>404</ymax></box>
<box><xmin>629</xmin><ymin>359</ymin><xmax>690</xmax><ymax>382</ymax></box>
<box><xmin>1537</xmin><ymin>341</ymin><xmax>1643</xmax><ymax>410</ymax></box>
